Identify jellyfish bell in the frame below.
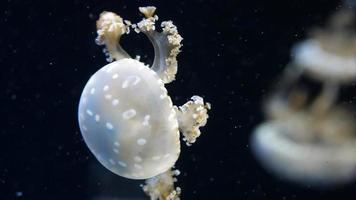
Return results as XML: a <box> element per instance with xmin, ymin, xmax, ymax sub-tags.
<box><xmin>251</xmin><ymin>109</ymin><xmax>356</xmax><ymax>186</ymax></box>
<box><xmin>78</xmin><ymin>58</ymin><xmax>181</xmax><ymax>179</ymax></box>
<box><xmin>292</xmin><ymin>39</ymin><xmax>356</xmax><ymax>83</ymax></box>
<box><xmin>78</xmin><ymin>5</ymin><xmax>210</xmax><ymax>186</ymax></box>
<box><xmin>292</xmin><ymin>9</ymin><xmax>356</xmax><ymax>83</ymax></box>
<box><xmin>254</xmin><ymin>76</ymin><xmax>356</xmax><ymax>186</ymax></box>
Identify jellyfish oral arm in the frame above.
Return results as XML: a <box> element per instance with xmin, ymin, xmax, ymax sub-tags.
<box><xmin>143</xmin><ymin>169</ymin><xmax>181</xmax><ymax>200</ymax></box>
<box><xmin>96</xmin><ymin>11</ymin><xmax>131</xmax><ymax>61</ymax></box>
<box><xmin>96</xmin><ymin>7</ymin><xmax>183</xmax><ymax>84</ymax></box>
<box><xmin>136</xmin><ymin>7</ymin><xmax>183</xmax><ymax>84</ymax></box>
<box><xmin>175</xmin><ymin>96</ymin><xmax>211</xmax><ymax>146</ymax></box>
<box><xmin>311</xmin><ymin>81</ymin><xmax>339</xmax><ymax>116</ymax></box>
<box><xmin>142</xmin><ymin>26</ymin><xmax>180</xmax><ymax>84</ymax></box>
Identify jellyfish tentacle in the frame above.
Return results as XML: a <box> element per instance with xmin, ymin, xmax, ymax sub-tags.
<box><xmin>96</xmin><ymin>11</ymin><xmax>131</xmax><ymax>62</ymax></box>
<box><xmin>137</xmin><ymin>6</ymin><xmax>183</xmax><ymax>84</ymax></box>
<box><xmin>142</xmin><ymin>168</ymin><xmax>181</xmax><ymax>200</ymax></box>
<box><xmin>175</xmin><ymin>96</ymin><xmax>211</xmax><ymax>146</ymax></box>
<box><xmin>311</xmin><ymin>81</ymin><xmax>339</xmax><ymax>116</ymax></box>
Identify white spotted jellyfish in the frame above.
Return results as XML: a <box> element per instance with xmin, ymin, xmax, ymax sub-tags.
<box><xmin>251</xmin><ymin>7</ymin><xmax>356</xmax><ymax>187</ymax></box>
<box><xmin>78</xmin><ymin>6</ymin><xmax>210</xmax><ymax>199</ymax></box>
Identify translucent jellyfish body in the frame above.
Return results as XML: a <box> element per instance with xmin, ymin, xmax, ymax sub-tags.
<box><xmin>293</xmin><ymin>39</ymin><xmax>356</xmax><ymax>83</ymax></box>
<box><xmin>78</xmin><ymin>6</ymin><xmax>210</xmax><ymax>192</ymax></box>
<box><xmin>293</xmin><ymin>9</ymin><xmax>356</xmax><ymax>83</ymax></box>
<box><xmin>78</xmin><ymin>59</ymin><xmax>180</xmax><ymax>179</ymax></box>
<box><xmin>252</xmin><ymin>8</ymin><xmax>356</xmax><ymax>187</ymax></box>
<box><xmin>253</xmin><ymin>88</ymin><xmax>356</xmax><ymax>186</ymax></box>
<box><xmin>252</xmin><ymin>114</ymin><xmax>356</xmax><ymax>185</ymax></box>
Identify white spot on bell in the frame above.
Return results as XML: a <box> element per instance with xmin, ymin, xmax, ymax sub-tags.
<box><xmin>106</xmin><ymin>122</ymin><xmax>113</xmax><ymax>130</ymax></box>
<box><xmin>109</xmin><ymin>158</ymin><xmax>116</xmax><ymax>165</ymax></box>
<box><xmin>122</xmin><ymin>75</ymin><xmax>141</xmax><ymax>88</ymax></box>
<box><xmin>105</xmin><ymin>94</ymin><xmax>112</xmax><ymax>100</ymax></box>
<box><xmin>137</xmin><ymin>138</ymin><xmax>146</xmax><ymax>146</ymax></box>
<box><xmin>103</xmin><ymin>85</ymin><xmax>109</xmax><ymax>91</ymax></box>
<box><xmin>118</xmin><ymin>161</ymin><xmax>127</xmax><ymax>167</ymax></box>
<box><xmin>95</xmin><ymin>114</ymin><xmax>100</xmax><ymax>122</ymax></box>
<box><xmin>142</xmin><ymin>115</ymin><xmax>150</xmax><ymax>126</ymax></box>
<box><xmin>123</xmin><ymin>109</ymin><xmax>136</xmax><ymax>119</ymax></box>
<box><xmin>86</xmin><ymin>109</ymin><xmax>93</xmax><ymax>116</ymax></box>
<box><xmin>112</xmin><ymin>73</ymin><xmax>118</xmax><ymax>79</ymax></box>
<box><xmin>112</xmin><ymin>99</ymin><xmax>119</xmax><ymax>106</ymax></box>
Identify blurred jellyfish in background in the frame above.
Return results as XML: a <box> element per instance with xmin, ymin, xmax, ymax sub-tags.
<box><xmin>251</xmin><ymin>1</ymin><xmax>356</xmax><ymax>187</ymax></box>
<box><xmin>78</xmin><ymin>6</ymin><xmax>210</xmax><ymax>200</ymax></box>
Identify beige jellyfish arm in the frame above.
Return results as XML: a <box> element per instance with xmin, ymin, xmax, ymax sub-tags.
<box><xmin>143</xmin><ymin>169</ymin><xmax>181</xmax><ymax>200</ymax></box>
<box><xmin>175</xmin><ymin>96</ymin><xmax>211</xmax><ymax>146</ymax></box>
<box><xmin>96</xmin><ymin>11</ymin><xmax>131</xmax><ymax>61</ymax></box>
<box><xmin>136</xmin><ymin>6</ymin><xmax>183</xmax><ymax>84</ymax></box>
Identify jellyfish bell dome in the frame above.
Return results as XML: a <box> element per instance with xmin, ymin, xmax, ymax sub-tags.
<box><xmin>78</xmin><ymin>59</ymin><xmax>180</xmax><ymax>179</ymax></box>
<box><xmin>292</xmin><ymin>39</ymin><xmax>356</xmax><ymax>83</ymax></box>
<box><xmin>251</xmin><ymin>111</ymin><xmax>356</xmax><ymax>186</ymax></box>
<box><xmin>292</xmin><ymin>9</ymin><xmax>356</xmax><ymax>83</ymax></box>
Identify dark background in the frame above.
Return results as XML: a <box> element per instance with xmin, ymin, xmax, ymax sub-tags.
<box><xmin>2</xmin><ymin>0</ymin><xmax>355</xmax><ymax>199</ymax></box>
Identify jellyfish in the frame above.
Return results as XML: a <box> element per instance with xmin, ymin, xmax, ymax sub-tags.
<box><xmin>78</xmin><ymin>6</ymin><xmax>210</xmax><ymax>199</ymax></box>
<box><xmin>293</xmin><ymin>9</ymin><xmax>356</xmax><ymax>83</ymax></box>
<box><xmin>251</xmin><ymin>7</ymin><xmax>356</xmax><ymax>186</ymax></box>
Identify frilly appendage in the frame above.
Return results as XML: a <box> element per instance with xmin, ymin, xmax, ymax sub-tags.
<box><xmin>142</xmin><ymin>169</ymin><xmax>181</xmax><ymax>200</ymax></box>
<box><xmin>175</xmin><ymin>96</ymin><xmax>211</xmax><ymax>146</ymax></box>
<box><xmin>95</xmin><ymin>11</ymin><xmax>131</xmax><ymax>61</ymax></box>
<box><xmin>95</xmin><ymin>7</ymin><xmax>183</xmax><ymax>84</ymax></box>
<box><xmin>136</xmin><ymin>7</ymin><xmax>183</xmax><ymax>84</ymax></box>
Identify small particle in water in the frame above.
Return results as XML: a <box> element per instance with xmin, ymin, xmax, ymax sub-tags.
<box><xmin>15</xmin><ymin>191</ymin><xmax>23</xmax><ymax>197</ymax></box>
